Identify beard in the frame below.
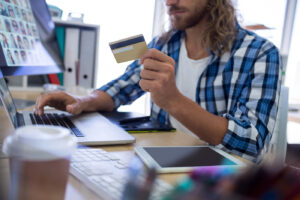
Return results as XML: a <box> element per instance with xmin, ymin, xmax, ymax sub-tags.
<box><xmin>168</xmin><ymin>4</ymin><xmax>209</xmax><ymax>30</ymax></box>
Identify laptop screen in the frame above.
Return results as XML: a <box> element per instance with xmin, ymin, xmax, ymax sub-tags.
<box><xmin>0</xmin><ymin>76</ymin><xmax>18</xmax><ymax>128</ymax></box>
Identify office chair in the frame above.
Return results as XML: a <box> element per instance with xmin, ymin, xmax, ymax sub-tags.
<box><xmin>264</xmin><ymin>86</ymin><xmax>289</xmax><ymax>166</ymax></box>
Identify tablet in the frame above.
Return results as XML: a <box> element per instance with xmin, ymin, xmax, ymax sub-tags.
<box><xmin>134</xmin><ymin>146</ymin><xmax>245</xmax><ymax>173</ymax></box>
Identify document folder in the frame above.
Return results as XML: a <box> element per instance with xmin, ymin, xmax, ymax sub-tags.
<box><xmin>79</xmin><ymin>30</ymin><xmax>96</xmax><ymax>88</ymax></box>
<box><xmin>64</xmin><ymin>28</ymin><xmax>80</xmax><ymax>87</ymax></box>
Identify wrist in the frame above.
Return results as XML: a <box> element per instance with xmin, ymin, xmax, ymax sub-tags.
<box><xmin>75</xmin><ymin>95</ymin><xmax>90</xmax><ymax>112</ymax></box>
<box><xmin>163</xmin><ymin>92</ymin><xmax>184</xmax><ymax>116</ymax></box>
<box><xmin>81</xmin><ymin>90</ymin><xmax>114</xmax><ymax>112</ymax></box>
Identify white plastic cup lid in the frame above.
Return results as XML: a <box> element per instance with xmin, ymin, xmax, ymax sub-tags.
<box><xmin>2</xmin><ymin>125</ymin><xmax>77</xmax><ymax>161</ymax></box>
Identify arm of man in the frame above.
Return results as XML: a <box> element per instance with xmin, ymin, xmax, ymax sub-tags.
<box><xmin>35</xmin><ymin>37</ymin><xmax>161</xmax><ymax>116</ymax></box>
<box><xmin>34</xmin><ymin>90</ymin><xmax>114</xmax><ymax>115</ymax></box>
<box><xmin>139</xmin><ymin>49</ymin><xmax>228</xmax><ymax>145</ymax></box>
<box><xmin>221</xmin><ymin>46</ymin><xmax>281</xmax><ymax>160</ymax></box>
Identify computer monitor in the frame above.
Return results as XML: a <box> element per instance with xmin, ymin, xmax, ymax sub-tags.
<box><xmin>0</xmin><ymin>0</ymin><xmax>63</xmax><ymax>76</ymax></box>
<box><xmin>0</xmin><ymin>0</ymin><xmax>64</xmax><ymax>109</ymax></box>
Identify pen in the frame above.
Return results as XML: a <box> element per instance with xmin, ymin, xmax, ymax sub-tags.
<box><xmin>119</xmin><ymin>116</ymin><xmax>151</xmax><ymax>124</ymax></box>
<box><xmin>138</xmin><ymin>167</ymin><xmax>157</xmax><ymax>200</ymax></box>
<box><xmin>121</xmin><ymin>157</ymin><xmax>143</xmax><ymax>200</ymax></box>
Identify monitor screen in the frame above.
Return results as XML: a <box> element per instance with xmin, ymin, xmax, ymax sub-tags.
<box><xmin>0</xmin><ymin>0</ymin><xmax>63</xmax><ymax>76</ymax></box>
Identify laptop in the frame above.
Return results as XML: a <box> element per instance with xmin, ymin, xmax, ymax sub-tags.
<box><xmin>0</xmin><ymin>77</ymin><xmax>135</xmax><ymax>145</ymax></box>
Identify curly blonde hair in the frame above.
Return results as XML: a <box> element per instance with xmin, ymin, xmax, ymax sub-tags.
<box><xmin>204</xmin><ymin>0</ymin><xmax>236</xmax><ymax>55</ymax></box>
<box><xmin>161</xmin><ymin>0</ymin><xmax>236</xmax><ymax>56</ymax></box>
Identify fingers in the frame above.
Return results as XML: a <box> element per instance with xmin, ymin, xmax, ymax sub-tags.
<box><xmin>139</xmin><ymin>79</ymin><xmax>154</xmax><ymax>92</ymax></box>
<box><xmin>34</xmin><ymin>92</ymin><xmax>75</xmax><ymax>115</ymax></box>
<box><xmin>140</xmin><ymin>48</ymin><xmax>175</xmax><ymax>66</ymax></box>
<box><xmin>139</xmin><ymin>49</ymin><xmax>175</xmax><ymax>93</ymax></box>
<box><xmin>34</xmin><ymin>93</ymin><xmax>57</xmax><ymax>115</ymax></box>
<box><xmin>140</xmin><ymin>49</ymin><xmax>175</xmax><ymax>74</ymax></box>
<box><xmin>140</xmin><ymin>68</ymin><xmax>159</xmax><ymax>80</ymax></box>
<box><xmin>34</xmin><ymin>95</ymin><xmax>45</xmax><ymax>115</ymax></box>
<box><xmin>142</xmin><ymin>58</ymin><xmax>174</xmax><ymax>73</ymax></box>
<box><xmin>34</xmin><ymin>94</ymin><xmax>48</xmax><ymax>115</ymax></box>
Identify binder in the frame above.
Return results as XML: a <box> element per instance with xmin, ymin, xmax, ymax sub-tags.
<box><xmin>63</xmin><ymin>28</ymin><xmax>80</xmax><ymax>87</ymax></box>
<box><xmin>78</xmin><ymin>30</ymin><xmax>96</xmax><ymax>88</ymax></box>
<box><xmin>55</xmin><ymin>26</ymin><xmax>66</xmax><ymax>85</ymax></box>
<box><xmin>47</xmin><ymin>74</ymin><xmax>60</xmax><ymax>85</ymax></box>
<box><xmin>55</xmin><ymin>27</ymin><xmax>66</xmax><ymax>59</ymax></box>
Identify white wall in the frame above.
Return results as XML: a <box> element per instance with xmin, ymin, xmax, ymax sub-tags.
<box><xmin>235</xmin><ymin>0</ymin><xmax>286</xmax><ymax>48</ymax></box>
<box><xmin>285</xmin><ymin>1</ymin><xmax>300</xmax><ymax>104</ymax></box>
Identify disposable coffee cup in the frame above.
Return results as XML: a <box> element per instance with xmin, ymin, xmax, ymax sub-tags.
<box><xmin>2</xmin><ymin>125</ymin><xmax>77</xmax><ymax>200</ymax></box>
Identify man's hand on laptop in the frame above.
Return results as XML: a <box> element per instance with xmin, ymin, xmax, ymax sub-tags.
<box><xmin>34</xmin><ymin>90</ymin><xmax>115</xmax><ymax>116</ymax></box>
<box><xmin>34</xmin><ymin>91</ymin><xmax>84</xmax><ymax>115</ymax></box>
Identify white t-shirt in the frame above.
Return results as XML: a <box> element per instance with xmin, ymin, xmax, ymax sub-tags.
<box><xmin>170</xmin><ymin>39</ymin><xmax>210</xmax><ymax>136</ymax></box>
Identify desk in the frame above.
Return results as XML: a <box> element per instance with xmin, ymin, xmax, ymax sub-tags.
<box><xmin>0</xmin><ymin>88</ymin><xmax>209</xmax><ymax>200</ymax></box>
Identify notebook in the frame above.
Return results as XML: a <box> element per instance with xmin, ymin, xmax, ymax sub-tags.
<box><xmin>101</xmin><ymin>111</ymin><xmax>176</xmax><ymax>133</ymax></box>
<box><xmin>0</xmin><ymin>77</ymin><xmax>135</xmax><ymax>146</ymax></box>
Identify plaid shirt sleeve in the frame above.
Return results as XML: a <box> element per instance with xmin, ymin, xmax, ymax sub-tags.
<box><xmin>220</xmin><ymin>41</ymin><xmax>282</xmax><ymax>162</ymax></box>
<box><xmin>98</xmin><ymin>38</ymin><xmax>159</xmax><ymax>108</ymax></box>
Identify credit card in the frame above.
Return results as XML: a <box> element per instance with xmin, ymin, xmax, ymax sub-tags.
<box><xmin>109</xmin><ymin>34</ymin><xmax>148</xmax><ymax>63</ymax></box>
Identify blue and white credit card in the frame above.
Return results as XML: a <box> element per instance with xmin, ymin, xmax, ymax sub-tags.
<box><xmin>109</xmin><ymin>34</ymin><xmax>148</xmax><ymax>63</ymax></box>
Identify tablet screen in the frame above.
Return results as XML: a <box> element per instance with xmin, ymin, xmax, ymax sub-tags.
<box><xmin>143</xmin><ymin>146</ymin><xmax>237</xmax><ymax>167</ymax></box>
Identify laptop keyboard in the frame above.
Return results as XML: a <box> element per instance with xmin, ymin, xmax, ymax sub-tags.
<box><xmin>29</xmin><ymin>113</ymin><xmax>84</xmax><ymax>137</ymax></box>
<box><xmin>71</xmin><ymin>148</ymin><xmax>172</xmax><ymax>200</ymax></box>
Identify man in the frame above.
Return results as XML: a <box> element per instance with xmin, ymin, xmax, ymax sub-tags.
<box><xmin>20</xmin><ymin>50</ymin><xmax>27</xmax><ymax>62</ymax></box>
<box><xmin>7</xmin><ymin>49</ymin><xmax>15</xmax><ymax>64</ymax></box>
<box><xmin>35</xmin><ymin>0</ymin><xmax>281</xmax><ymax>162</ymax></box>
<box><xmin>14</xmin><ymin>50</ymin><xmax>20</xmax><ymax>63</ymax></box>
<box><xmin>0</xmin><ymin>2</ymin><xmax>8</xmax><ymax>16</ymax></box>
<box><xmin>17</xmin><ymin>35</ymin><xmax>23</xmax><ymax>49</ymax></box>
<box><xmin>10</xmin><ymin>33</ymin><xmax>17</xmax><ymax>48</ymax></box>
<box><xmin>23</xmin><ymin>36</ymin><xmax>30</xmax><ymax>49</ymax></box>
<box><xmin>11</xmin><ymin>20</ymin><xmax>19</xmax><ymax>33</ymax></box>
<box><xmin>0</xmin><ymin>33</ymin><xmax>9</xmax><ymax>48</ymax></box>
<box><xmin>7</xmin><ymin>5</ymin><xmax>15</xmax><ymax>18</ymax></box>
<box><xmin>4</xmin><ymin>19</ymin><xmax>11</xmax><ymax>32</ymax></box>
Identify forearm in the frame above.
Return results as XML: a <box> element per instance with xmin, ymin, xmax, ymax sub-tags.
<box><xmin>165</xmin><ymin>94</ymin><xmax>228</xmax><ymax>145</ymax></box>
<box><xmin>80</xmin><ymin>90</ymin><xmax>115</xmax><ymax>112</ymax></box>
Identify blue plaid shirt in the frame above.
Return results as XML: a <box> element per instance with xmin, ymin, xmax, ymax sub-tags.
<box><xmin>99</xmin><ymin>24</ymin><xmax>282</xmax><ymax>162</ymax></box>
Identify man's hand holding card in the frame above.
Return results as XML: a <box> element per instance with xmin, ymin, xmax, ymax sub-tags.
<box><xmin>109</xmin><ymin>34</ymin><xmax>179</xmax><ymax>110</ymax></box>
